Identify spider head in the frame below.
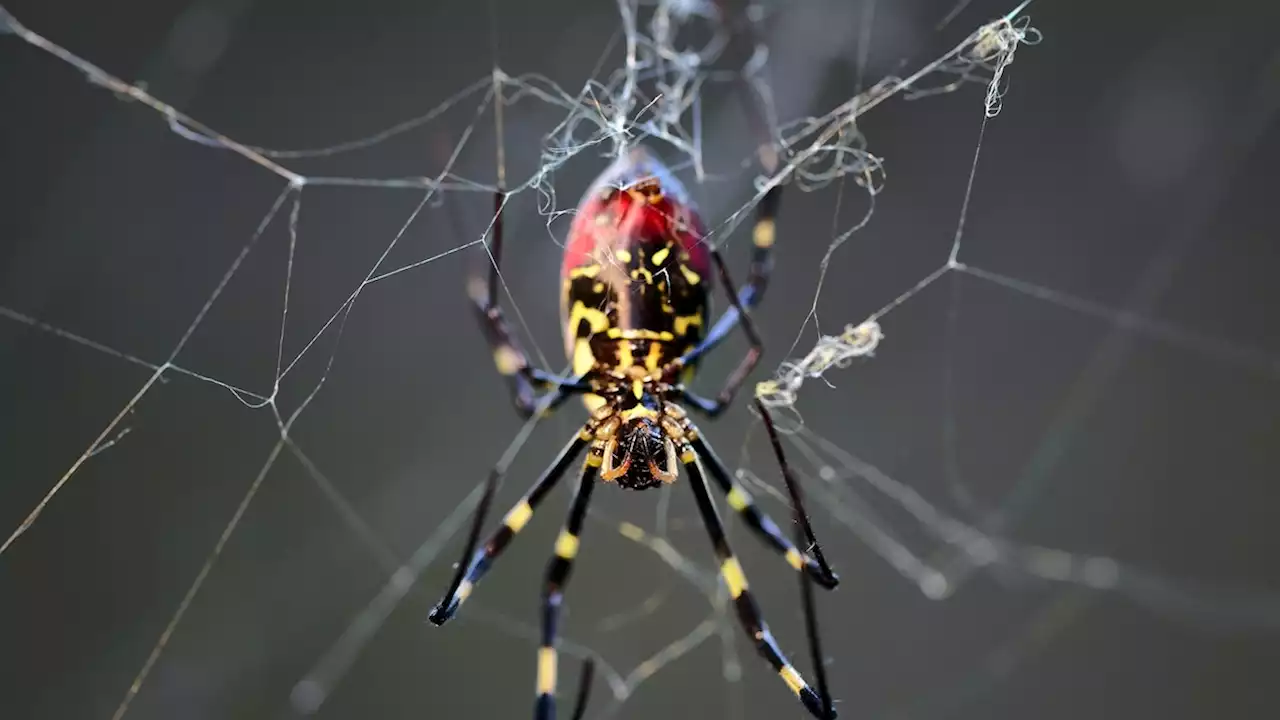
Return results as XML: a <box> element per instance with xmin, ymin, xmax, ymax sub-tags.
<box><xmin>600</xmin><ymin>414</ymin><xmax>680</xmax><ymax>491</ymax></box>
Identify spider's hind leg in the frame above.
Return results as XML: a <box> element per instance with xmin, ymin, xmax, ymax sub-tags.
<box><xmin>680</xmin><ymin>440</ymin><xmax>839</xmax><ymax>719</ymax></box>
<box><xmin>688</xmin><ymin>429</ymin><xmax>838</xmax><ymax>589</ymax></box>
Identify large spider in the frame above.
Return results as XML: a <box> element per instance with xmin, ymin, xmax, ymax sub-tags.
<box><xmin>429</xmin><ymin>146</ymin><xmax>840</xmax><ymax>719</ymax></box>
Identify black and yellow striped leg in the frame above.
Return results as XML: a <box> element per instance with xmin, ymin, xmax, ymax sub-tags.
<box><xmin>429</xmin><ymin>430</ymin><xmax>590</xmax><ymax>625</ymax></box>
<box><xmin>698</xmin><ymin>181</ymin><xmax>780</xmax><ymax>354</ymax></box>
<box><xmin>471</xmin><ymin>190</ymin><xmax>588</xmax><ymax>417</ymax></box>
<box><xmin>678</xmin><ymin>67</ymin><xmax>782</xmax><ymax>370</ymax></box>
<box><xmin>534</xmin><ymin>458</ymin><xmax>598</xmax><ymax>720</ymax></box>
<box><xmin>667</xmin><ymin>251</ymin><xmax>763</xmax><ymax>417</ymax></box>
<box><xmin>697</xmin><ymin>65</ymin><xmax>784</xmax><ymax>354</ymax></box>
<box><xmin>687</xmin><ymin>432</ymin><xmax>838</xmax><ymax>589</ymax></box>
<box><xmin>681</xmin><ymin>445</ymin><xmax>838</xmax><ymax>719</ymax></box>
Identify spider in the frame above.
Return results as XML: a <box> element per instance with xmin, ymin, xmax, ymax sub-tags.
<box><xmin>428</xmin><ymin>145</ymin><xmax>840</xmax><ymax>720</ymax></box>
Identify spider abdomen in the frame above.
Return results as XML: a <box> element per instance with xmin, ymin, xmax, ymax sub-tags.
<box><xmin>587</xmin><ymin>337</ymin><xmax>680</xmax><ymax>374</ymax></box>
<box><xmin>560</xmin><ymin>148</ymin><xmax>711</xmax><ymax>411</ymax></box>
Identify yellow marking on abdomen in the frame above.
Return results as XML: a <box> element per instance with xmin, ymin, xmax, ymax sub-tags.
<box><xmin>726</xmin><ymin>486</ymin><xmax>751</xmax><ymax>511</ymax></box>
<box><xmin>645</xmin><ymin>341</ymin><xmax>664</xmax><ymax>370</ymax></box>
<box><xmin>674</xmin><ymin>313</ymin><xmax>703</xmax><ymax>336</ymax></box>
<box><xmin>605</xmin><ymin>328</ymin><xmax>675</xmax><ymax>341</ymax></box>
<box><xmin>537</xmin><ymin>647</ymin><xmax>558</xmax><ymax>695</ymax></box>
<box><xmin>721</xmin><ymin>557</ymin><xmax>748</xmax><ymax>598</ymax></box>
<box><xmin>572</xmin><ymin>339</ymin><xmax>595</xmax><ymax>378</ymax></box>
<box><xmin>567</xmin><ymin>301</ymin><xmax>610</xmax><ymax>336</ymax></box>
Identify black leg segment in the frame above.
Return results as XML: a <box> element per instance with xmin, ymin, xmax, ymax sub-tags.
<box><xmin>534</xmin><ymin>459</ymin><xmax>597</xmax><ymax>719</ymax></box>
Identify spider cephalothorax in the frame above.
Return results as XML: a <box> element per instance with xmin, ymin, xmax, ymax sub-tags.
<box><xmin>600</xmin><ymin>415</ymin><xmax>677</xmax><ymax>490</ymax></box>
<box><xmin>587</xmin><ymin>390</ymin><xmax>691</xmax><ymax>490</ymax></box>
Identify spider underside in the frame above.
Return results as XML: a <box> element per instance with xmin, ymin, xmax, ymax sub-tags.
<box><xmin>428</xmin><ymin>145</ymin><xmax>841</xmax><ymax>720</ymax></box>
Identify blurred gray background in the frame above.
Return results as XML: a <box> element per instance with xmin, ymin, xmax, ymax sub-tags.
<box><xmin>2</xmin><ymin>0</ymin><xmax>1279</xmax><ymax>718</ymax></box>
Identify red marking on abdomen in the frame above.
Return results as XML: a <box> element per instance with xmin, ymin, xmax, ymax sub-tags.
<box><xmin>562</xmin><ymin>152</ymin><xmax>710</xmax><ymax>277</ymax></box>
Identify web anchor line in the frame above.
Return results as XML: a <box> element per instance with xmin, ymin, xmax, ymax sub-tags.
<box><xmin>742</xmin><ymin>0</ymin><xmax>1280</xmax><ymax>655</ymax></box>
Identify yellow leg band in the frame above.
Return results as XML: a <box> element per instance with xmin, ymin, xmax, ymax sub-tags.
<box><xmin>785</xmin><ymin>548</ymin><xmax>805</xmax><ymax>571</ymax></box>
<box><xmin>780</xmin><ymin>664</ymin><xmax>806</xmax><ymax>695</ymax></box>
<box><xmin>721</xmin><ymin>557</ymin><xmax>748</xmax><ymax>598</ymax></box>
<box><xmin>504</xmin><ymin>501</ymin><xmax>534</xmax><ymax>533</ymax></box>
<box><xmin>537</xmin><ymin>646</ymin><xmax>557</xmax><ymax>695</ymax></box>
<box><xmin>753</xmin><ymin>218</ymin><xmax>776</xmax><ymax>248</ymax></box>
<box><xmin>554</xmin><ymin>531</ymin><xmax>580</xmax><ymax>559</ymax></box>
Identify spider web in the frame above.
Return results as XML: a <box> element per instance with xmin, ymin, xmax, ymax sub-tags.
<box><xmin>2</xmin><ymin>1</ymin><xmax>1279</xmax><ymax>719</ymax></box>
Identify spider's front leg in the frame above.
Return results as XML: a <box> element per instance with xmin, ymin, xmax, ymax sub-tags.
<box><xmin>427</xmin><ymin>429</ymin><xmax>603</xmax><ymax>720</ymax></box>
<box><xmin>428</xmin><ymin>430</ymin><xmax>590</xmax><ymax>625</ymax></box>
<box><xmin>702</xmin><ymin>175</ymin><xmax>780</xmax><ymax>344</ymax></box>
<box><xmin>680</xmin><ymin>85</ymin><xmax>784</xmax><ymax>370</ymax></box>
<box><xmin>673</xmin><ymin>70</ymin><xmax>784</xmax><ymax>416</ymax></box>
<box><xmin>470</xmin><ymin>190</ymin><xmax>586</xmax><ymax>417</ymax></box>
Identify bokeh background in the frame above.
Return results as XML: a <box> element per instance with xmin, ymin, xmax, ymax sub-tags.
<box><xmin>2</xmin><ymin>0</ymin><xmax>1279</xmax><ymax>719</ymax></box>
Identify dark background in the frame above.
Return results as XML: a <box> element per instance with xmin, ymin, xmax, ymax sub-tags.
<box><xmin>3</xmin><ymin>0</ymin><xmax>1280</xmax><ymax>719</ymax></box>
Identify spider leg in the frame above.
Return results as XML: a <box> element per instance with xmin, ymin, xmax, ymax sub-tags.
<box><xmin>470</xmin><ymin>189</ymin><xmax>588</xmax><ymax>417</ymax></box>
<box><xmin>534</xmin><ymin>457</ymin><xmax>598</xmax><ymax>720</ymax></box>
<box><xmin>680</xmin><ymin>68</ymin><xmax>783</xmax><ymax>367</ymax></box>
<box><xmin>754</xmin><ymin>397</ymin><xmax>838</xmax><ymax>576</ymax></box>
<box><xmin>428</xmin><ymin>428</ymin><xmax>591</xmax><ymax>625</ymax></box>
<box><xmin>695</xmin><ymin>179</ymin><xmax>780</xmax><ymax>358</ymax></box>
<box><xmin>792</xmin><ymin>475</ymin><xmax>836</xmax><ymax>720</ymax></box>
<box><xmin>686</xmin><ymin>429</ymin><xmax>838</xmax><ymax>588</ymax></box>
<box><xmin>680</xmin><ymin>439</ymin><xmax>838</xmax><ymax>719</ymax></box>
<box><xmin>569</xmin><ymin>658</ymin><xmax>595</xmax><ymax>720</ymax></box>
